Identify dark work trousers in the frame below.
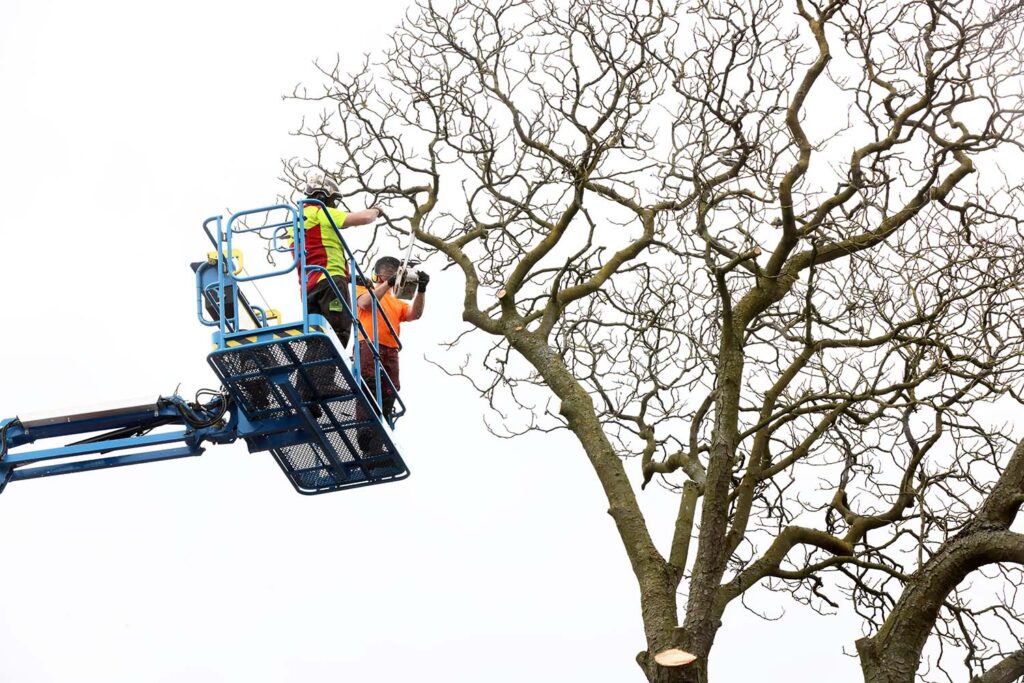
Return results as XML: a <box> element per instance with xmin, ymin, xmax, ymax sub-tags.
<box><xmin>307</xmin><ymin>275</ymin><xmax>354</xmax><ymax>348</ymax></box>
<box><xmin>356</xmin><ymin>341</ymin><xmax>401</xmax><ymax>452</ymax></box>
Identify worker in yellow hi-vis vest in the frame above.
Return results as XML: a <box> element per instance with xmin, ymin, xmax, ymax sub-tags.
<box><xmin>292</xmin><ymin>173</ymin><xmax>381</xmax><ymax>347</ymax></box>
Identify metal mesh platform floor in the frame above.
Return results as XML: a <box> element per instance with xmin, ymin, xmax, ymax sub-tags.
<box><xmin>208</xmin><ymin>333</ymin><xmax>409</xmax><ymax>494</ymax></box>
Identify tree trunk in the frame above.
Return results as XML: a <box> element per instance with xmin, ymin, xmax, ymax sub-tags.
<box><xmin>637</xmin><ymin>650</ymin><xmax>707</xmax><ymax>683</ymax></box>
<box><xmin>510</xmin><ymin>334</ymin><xmax>693</xmax><ymax>679</ymax></box>
<box><xmin>857</xmin><ymin>443</ymin><xmax>1024</xmax><ymax>682</ymax></box>
<box><xmin>856</xmin><ymin>527</ymin><xmax>1024</xmax><ymax>683</ymax></box>
<box><xmin>670</xmin><ymin>335</ymin><xmax>747</xmax><ymax>679</ymax></box>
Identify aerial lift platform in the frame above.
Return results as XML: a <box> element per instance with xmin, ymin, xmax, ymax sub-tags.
<box><xmin>0</xmin><ymin>200</ymin><xmax>409</xmax><ymax>496</ymax></box>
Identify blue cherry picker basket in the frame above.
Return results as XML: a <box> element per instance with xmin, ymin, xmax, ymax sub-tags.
<box><xmin>0</xmin><ymin>200</ymin><xmax>411</xmax><ymax>497</ymax></box>
<box><xmin>198</xmin><ymin>200</ymin><xmax>411</xmax><ymax>494</ymax></box>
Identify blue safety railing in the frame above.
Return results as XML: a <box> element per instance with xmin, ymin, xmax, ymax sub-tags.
<box><xmin>0</xmin><ymin>200</ymin><xmax>413</xmax><ymax>499</ymax></box>
<box><xmin>196</xmin><ymin>200</ymin><xmax>407</xmax><ymax>426</ymax></box>
<box><xmin>194</xmin><ymin>215</ymin><xmax>278</xmax><ymax>332</ymax></box>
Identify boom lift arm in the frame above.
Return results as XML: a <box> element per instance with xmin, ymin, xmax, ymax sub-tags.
<box><xmin>1</xmin><ymin>201</ymin><xmax>411</xmax><ymax>497</ymax></box>
<box><xmin>0</xmin><ymin>394</ymin><xmax>233</xmax><ymax>496</ymax></box>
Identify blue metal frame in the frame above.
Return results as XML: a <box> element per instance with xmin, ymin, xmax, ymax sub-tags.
<box><xmin>0</xmin><ymin>402</ymin><xmax>235</xmax><ymax>494</ymax></box>
<box><xmin>205</xmin><ymin>199</ymin><xmax>406</xmax><ymax>425</ymax></box>
<box><xmin>0</xmin><ymin>200</ymin><xmax>413</xmax><ymax>497</ymax></box>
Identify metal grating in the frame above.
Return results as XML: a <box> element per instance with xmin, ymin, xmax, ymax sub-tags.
<box><xmin>207</xmin><ymin>331</ymin><xmax>409</xmax><ymax>494</ymax></box>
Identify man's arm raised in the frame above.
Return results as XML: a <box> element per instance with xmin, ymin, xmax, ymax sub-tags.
<box><xmin>342</xmin><ymin>206</ymin><xmax>382</xmax><ymax>227</ymax></box>
<box><xmin>406</xmin><ymin>271</ymin><xmax>428</xmax><ymax>321</ymax></box>
<box><xmin>357</xmin><ymin>277</ymin><xmax>393</xmax><ymax>311</ymax></box>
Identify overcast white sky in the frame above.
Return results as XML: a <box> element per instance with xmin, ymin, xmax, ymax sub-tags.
<box><xmin>0</xmin><ymin>1</ymin><xmax>866</xmax><ymax>681</ymax></box>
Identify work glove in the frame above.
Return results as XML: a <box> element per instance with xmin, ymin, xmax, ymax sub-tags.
<box><xmin>417</xmin><ymin>271</ymin><xmax>430</xmax><ymax>292</ymax></box>
<box><xmin>387</xmin><ymin>274</ymin><xmax>397</xmax><ymax>288</ymax></box>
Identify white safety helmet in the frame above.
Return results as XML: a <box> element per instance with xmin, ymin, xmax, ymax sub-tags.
<box><xmin>304</xmin><ymin>173</ymin><xmax>340</xmax><ymax>198</ymax></box>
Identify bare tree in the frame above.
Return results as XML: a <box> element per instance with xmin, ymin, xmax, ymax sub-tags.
<box><xmin>287</xmin><ymin>1</ymin><xmax>1024</xmax><ymax>680</ymax></box>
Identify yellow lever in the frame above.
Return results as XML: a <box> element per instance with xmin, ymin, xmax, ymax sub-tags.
<box><xmin>206</xmin><ymin>249</ymin><xmax>245</xmax><ymax>276</ymax></box>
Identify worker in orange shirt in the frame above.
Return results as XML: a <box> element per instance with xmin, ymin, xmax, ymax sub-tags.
<box><xmin>354</xmin><ymin>256</ymin><xmax>428</xmax><ymax>450</ymax></box>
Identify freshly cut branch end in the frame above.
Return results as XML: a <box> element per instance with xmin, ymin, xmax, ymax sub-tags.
<box><xmin>653</xmin><ymin>649</ymin><xmax>698</xmax><ymax>667</ymax></box>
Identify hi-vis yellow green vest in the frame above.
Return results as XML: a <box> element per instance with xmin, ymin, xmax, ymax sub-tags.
<box><xmin>290</xmin><ymin>206</ymin><xmax>349</xmax><ymax>291</ymax></box>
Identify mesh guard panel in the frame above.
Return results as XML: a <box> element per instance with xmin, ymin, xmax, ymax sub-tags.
<box><xmin>208</xmin><ymin>332</ymin><xmax>409</xmax><ymax>494</ymax></box>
